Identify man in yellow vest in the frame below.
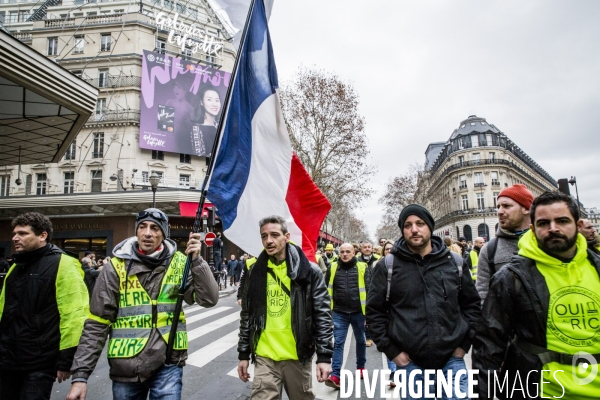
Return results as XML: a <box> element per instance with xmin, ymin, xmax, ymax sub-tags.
<box><xmin>357</xmin><ymin>241</ymin><xmax>379</xmax><ymax>347</ymax></box>
<box><xmin>474</xmin><ymin>191</ymin><xmax>600</xmax><ymax>399</ymax></box>
<box><xmin>0</xmin><ymin>212</ymin><xmax>88</xmax><ymax>400</ymax></box>
<box><xmin>324</xmin><ymin>243</ymin><xmax>371</xmax><ymax>389</ymax></box>
<box><xmin>237</xmin><ymin>215</ymin><xmax>333</xmax><ymax>399</ymax></box>
<box><xmin>465</xmin><ymin>236</ymin><xmax>484</xmax><ymax>282</ymax></box>
<box><xmin>322</xmin><ymin>243</ymin><xmax>338</xmax><ymax>269</ymax></box>
<box><xmin>67</xmin><ymin>208</ymin><xmax>219</xmax><ymax>400</ymax></box>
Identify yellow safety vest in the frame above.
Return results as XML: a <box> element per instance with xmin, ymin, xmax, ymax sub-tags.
<box><xmin>373</xmin><ymin>254</ymin><xmax>381</xmax><ymax>260</ymax></box>
<box><xmin>107</xmin><ymin>252</ymin><xmax>188</xmax><ymax>358</ymax></box>
<box><xmin>245</xmin><ymin>257</ymin><xmax>257</xmax><ymax>270</ymax></box>
<box><xmin>327</xmin><ymin>261</ymin><xmax>368</xmax><ymax>315</ymax></box>
<box><xmin>469</xmin><ymin>250</ymin><xmax>478</xmax><ymax>281</ymax></box>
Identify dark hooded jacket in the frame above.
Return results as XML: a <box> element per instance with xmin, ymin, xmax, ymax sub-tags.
<box><xmin>366</xmin><ymin>235</ymin><xmax>481</xmax><ymax>370</ymax></box>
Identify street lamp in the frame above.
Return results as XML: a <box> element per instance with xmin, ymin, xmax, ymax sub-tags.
<box><xmin>475</xmin><ymin>182</ymin><xmax>488</xmax><ymax>240</ymax></box>
<box><xmin>149</xmin><ymin>172</ymin><xmax>160</xmax><ymax>208</ymax></box>
<box><xmin>568</xmin><ymin>176</ymin><xmax>581</xmax><ymax>214</ymax></box>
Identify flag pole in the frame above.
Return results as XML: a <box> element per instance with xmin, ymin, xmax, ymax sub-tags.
<box><xmin>166</xmin><ymin>0</ymin><xmax>259</xmax><ymax>360</ymax></box>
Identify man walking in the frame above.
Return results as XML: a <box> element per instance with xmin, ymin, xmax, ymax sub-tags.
<box><xmin>465</xmin><ymin>237</ymin><xmax>484</xmax><ymax>282</ymax></box>
<box><xmin>213</xmin><ymin>232</ymin><xmax>224</xmax><ymax>270</ymax></box>
<box><xmin>579</xmin><ymin>218</ymin><xmax>599</xmax><ymax>253</ymax></box>
<box><xmin>357</xmin><ymin>241</ymin><xmax>378</xmax><ymax>348</ymax></box>
<box><xmin>367</xmin><ymin>204</ymin><xmax>481</xmax><ymax>399</ymax></box>
<box><xmin>324</xmin><ymin>243</ymin><xmax>370</xmax><ymax>389</ymax></box>
<box><xmin>322</xmin><ymin>243</ymin><xmax>338</xmax><ymax>269</ymax></box>
<box><xmin>474</xmin><ymin>191</ymin><xmax>600</xmax><ymax>399</ymax></box>
<box><xmin>237</xmin><ymin>215</ymin><xmax>332</xmax><ymax>400</ymax></box>
<box><xmin>67</xmin><ymin>207</ymin><xmax>218</xmax><ymax>400</ymax></box>
<box><xmin>0</xmin><ymin>212</ymin><xmax>88</xmax><ymax>400</ymax></box>
<box><xmin>228</xmin><ymin>254</ymin><xmax>238</xmax><ymax>286</ymax></box>
<box><xmin>476</xmin><ymin>184</ymin><xmax>533</xmax><ymax>302</ymax></box>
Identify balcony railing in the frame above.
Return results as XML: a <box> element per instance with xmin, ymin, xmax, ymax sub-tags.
<box><xmin>83</xmin><ymin>75</ymin><xmax>141</xmax><ymax>89</ymax></box>
<box><xmin>132</xmin><ymin>175</ymin><xmax>202</xmax><ymax>190</ymax></box>
<box><xmin>88</xmin><ymin>110</ymin><xmax>140</xmax><ymax>123</ymax></box>
<box><xmin>435</xmin><ymin>207</ymin><xmax>498</xmax><ymax>227</ymax></box>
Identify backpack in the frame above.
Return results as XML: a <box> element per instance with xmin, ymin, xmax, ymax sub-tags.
<box><xmin>486</xmin><ymin>238</ymin><xmax>499</xmax><ymax>276</ymax></box>
<box><xmin>385</xmin><ymin>252</ymin><xmax>464</xmax><ymax>302</ymax></box>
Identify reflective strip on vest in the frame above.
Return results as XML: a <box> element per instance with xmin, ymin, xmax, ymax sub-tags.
<box><xmin>327</xmin><ymin>261</ymin><xmax>368</xmax><ymax>315</ymax></box>
<box><xmin>470</xmin><ymin>250</ymin><xmax>478</xmax><ymax>281</ymax></box>
<box><xmin>107</xmin><ymin>252</ymin><xmax>188</xmax><ymax>358</ymax></box>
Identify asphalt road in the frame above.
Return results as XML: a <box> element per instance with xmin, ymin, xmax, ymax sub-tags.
<box><xmin>51</xmin><ymin>288</ymin><xmax>474</xmax><ymax>400</ymax></box>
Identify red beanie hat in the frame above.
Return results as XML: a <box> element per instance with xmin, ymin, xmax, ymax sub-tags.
<box><xmin>498</xmin><ymin>184</ymin><xmax>534</xmax><ymax>210</ymax></box>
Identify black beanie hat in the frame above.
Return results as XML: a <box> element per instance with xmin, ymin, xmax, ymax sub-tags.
<box><xmin>398</xmin><ymin>204</ymin><xmax>435</xmax><ymax>233</ymax></box>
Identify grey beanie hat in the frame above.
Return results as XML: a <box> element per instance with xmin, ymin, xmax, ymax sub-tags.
<box><xmin>136</xmin><ymin>208</ymin><xmax>170</xmax><ymax>238</ymax></box>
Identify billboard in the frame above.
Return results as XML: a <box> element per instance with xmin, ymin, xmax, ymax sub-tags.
<box><xmin>140</xmin><ymin>50</ymin><xmax>231</xmax><ymax>156</ymax></box>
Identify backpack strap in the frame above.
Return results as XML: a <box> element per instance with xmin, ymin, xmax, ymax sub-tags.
<box><xmin>450</xmin><ymin>252</ymin><xmax>464</xmax><ymax>291</ymax></box>
<box><xmin>385</xmin><ymin>254</ymin><xmax>394</xmax><ymax>302</ymax></box>
<box><xmin>486</xmin><ymin>238</ymin><xmax>499</xmax><ymax>276</ymax></box>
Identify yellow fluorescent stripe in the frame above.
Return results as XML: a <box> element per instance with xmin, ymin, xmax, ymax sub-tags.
<box><xmin>88</xmin><ymin>313</ymin><xmax>111</xmax><ymax>325</ymax></box>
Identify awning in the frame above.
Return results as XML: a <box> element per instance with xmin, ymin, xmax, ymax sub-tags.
<box><xmin>0</xmin><ymin>30</ymin><xmax>97</xmax><ymax>166</ymax></box>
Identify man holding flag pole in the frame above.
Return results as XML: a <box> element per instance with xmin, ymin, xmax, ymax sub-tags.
<box><xmin>205</xmin><ymin>0</ymin><xmax>334</xmax><ymax>398</ymax></box>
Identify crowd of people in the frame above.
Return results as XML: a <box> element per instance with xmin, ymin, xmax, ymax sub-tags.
<box><xmin>1</xmin><ymin>183</ymin><xmax>600</xmax><ymax>399</ymax></box>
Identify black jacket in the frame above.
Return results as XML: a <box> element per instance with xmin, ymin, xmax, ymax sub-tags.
<box><xmin>325</xmin><ymin>258</ymin><xmax>371</xmax><ymax>314</ymax></box>
<box><xmin>472</xmin><ymin>250</ymin><xmax>600</xmax><ymax>399</ymax></box>
<box><xmin>0</xmin><ymin>244</ymin><xmax>79</xmax><ymax>371</ymax></box>
<box><xmin>238</xmin><ymin>245</ymin><xmax>333</xmax><ymax>364</ymax></box>
<box><xmin>366</xmin><ymin>236</ymin><xmax>482</xmax><ymax>370</ymax></box>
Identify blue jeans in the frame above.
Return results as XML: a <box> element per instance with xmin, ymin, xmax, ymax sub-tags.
<box><xmin>397</xmin><ymin>357</ymin><xmax>469</xmax><ymax>400</ymax></box>
<box><xmin>332</xmin><ymin>311</ymin><xmax>366</xmax><ymax>378</ymax></box>
<box><xmin>112</xmin><ymin>364</ymin><xmax>183</xmax><ymax>400</ymax></box>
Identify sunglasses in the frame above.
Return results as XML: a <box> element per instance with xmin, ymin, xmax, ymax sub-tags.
<box><xmin>136</xmin><ymin>210</ymin><xmax>167</xmax><ymax>222</ymax></box>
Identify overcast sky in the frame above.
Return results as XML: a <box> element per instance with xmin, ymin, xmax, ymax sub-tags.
<box><xmin>214</xmin><ymin>1</ymin><xmax>600</xmax><ymax>238</ymax></box>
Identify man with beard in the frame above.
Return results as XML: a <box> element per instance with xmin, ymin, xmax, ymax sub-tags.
<box><xmin>476</xmin><ymin>184</ymin><xmax>533</xmax><ymax>302</ymax></box>
<box><xmin>474</xmin><ymin>191</ymin><xmax>600</xmax><ymax>399</ymax></box>
<box><xmin>465</xmin><ymin>237</ymin><xmax>485</xmax><ymax>282</ymax></box>
<box><xmin>579</xmin><ymin>218</ymin><xmax>599</xmax><ymax>253</ymax></box>
<box><xmin>322</xmin><ymin>243</ymin><xmax>338</xmax><ymax>269</ymax></box>
<box><xmin>367</xmin><ymin>205</ymin><xmax>481</xmax><ymax>399</ymax></box>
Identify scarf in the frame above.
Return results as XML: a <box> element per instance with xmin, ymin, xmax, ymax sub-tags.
<box><xmin>132</xmin><ymin>243</ymin><xmax>170</xmax><ymax>269</ymax></box>
<box><xmin>245</xmin><ymin>243</ymin><xmax>312</xmax><ymax>345</ymax></box>
<box><xmin>13</xmin><ymin>243</ymin><xmax>51</xmax><ymax>267</ymax></box>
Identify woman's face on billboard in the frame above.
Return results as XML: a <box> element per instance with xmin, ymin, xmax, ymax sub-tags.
<box><xmin>203</xmin><ymin>90</ymin><xmax>221</xmax><ymax>117</ymax></box>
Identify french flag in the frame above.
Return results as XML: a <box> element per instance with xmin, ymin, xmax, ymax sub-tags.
<box><xmin>206</xmin><ymin>0</ymin><xmax>331</xmax><ymax>261</ymax></box>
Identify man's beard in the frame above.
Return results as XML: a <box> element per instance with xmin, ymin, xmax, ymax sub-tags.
<box><xmin>538</xmin><ymin>231</ymin><xmax>578</xmax><ymax>257</ymax></box>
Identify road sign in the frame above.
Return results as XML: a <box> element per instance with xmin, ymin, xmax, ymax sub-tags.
<box><xmin>204</xmin><ymin>232</ymin><xmax>216</xmax><ymax>247</ymax></box>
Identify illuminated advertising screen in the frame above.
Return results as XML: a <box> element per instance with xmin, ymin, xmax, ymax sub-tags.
<box><xmin>140</xmin><ymin>50</ymin><xmax>231</xmax><ymax>156</ymax></box>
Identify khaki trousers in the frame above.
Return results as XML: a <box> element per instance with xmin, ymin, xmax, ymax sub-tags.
<box><xmin>251</xmin><ymin>356</ymin><xmax>314</xmax><ymax>400</ymax></box>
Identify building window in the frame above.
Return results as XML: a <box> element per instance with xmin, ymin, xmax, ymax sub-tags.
<box><xmin>72</xmin><ymin>70</ymin><xmax>83</xmax><ymax>78</ymax></box>
<box><xmin>180</xmin><ymin>153</ymin><xmax>191</xmax><ymax>164</ymax></box>
<box><xmin>151</xmin><ymin>170</ymin><xmax>164</xmax><ymax>184</ymax></box>
<box><xmin>141</xmin><ymin>171</ymin><xmax>149</xmax><ymax>183</ymax></box>
<box><xmin>487</xmin><ymin>134</ymin><xmax>493</xmax><ymax>146</ymax></box>
<box><xmin>472</xmin><ymin>153</ymin><xmax>480</xmax><ymax>165</ymax></box>
<box><xmin>458</xmin><ymin>155</ymin><xmax>464</xmax><ymax>166</ymax></box>
<box><xmin>48</xmin><ymin>37</ymin><xmax>58</xmax><ymax>55</ymax></box>
<box><xmin>164</xmin><ymin>0</ymin><xmax>174</xmax><ymax>10</ymax></box>
<box><xmin>93</xmin><ymin>132</ymin><xmax>104</xmax><ymax>158</ymax></box>
<box><xmin>19</xmin><ymin>10</ymin><xmax>30</xmax><ymax>22</ymax></box>
<box><xmin>36</xmin><ymin>173</ymin><xmax>47</xmax><ymax>195</ymax></box>
<box><xmin>471</xmin><ymin>134</ymin><xmax>479</xmax><ymax>147</ymax></box>
<box><xmin>188</xmin><ymin>8</ymin><xmax>197</xmax><ymax>18</ymax></box>
<box><xmin>152</xmin><ymin>150</ymin><xmax>164</xmax><ymax>160</ymax></box>
<box><xmin>65</xmin><ymin>140</ymin><xmax>76</xmax><ymax>160</ymax></box>
<box><xmin>461</xmin><ymin>195</ymin><xmax>469</xmax><ymax>211</ymax></box>
<box><xmin>100</xmin><ymin>34</ymin><xmax>111</xmax><ymax>52</ymax></box>
<box><xmin>95</xmin><ymin>98</ymin><xmax>106</xmax><ymax>120</ymax></box>
<box><xmin>0</xmin><ymin>175</ymin><xmax>10</xmax><ymax>197</ymax></box>
<box><xmin>459</xmin><ymin>174</ymin><xmax>467</xmax><ymax>189</ymax></box>
<box><xmin>491</xmin><ymin>171</ymin><xmax>499</xmax><ymax>186</ymax></box>
<box><xmin>156</xmin><ymin>39</ymin><xmax>166</xmax><ymax>54</ymax></box>
<box><xmin>91</xmin><ymin>170</ymin><xmax>102</xmax><ymax>192</ymax></box>
<box><xmin>474</xmin><ymin>172</ymin><xmax>483</xmax><ymax>185</ymax></box>
<box><xmin>64</xmin><ymin>172</ymin><xmax>75</xmax><ymax>193</ymax></box>
<box><xmin>98</xmin><ymin>69</ymin><xmax>109</xmax><ymax>88</ymax></box>
<box><xmin>477</xmin><ymin>193</ymin><xmax>485</xmax><ymax>210</ymax></box>
<box><xmin>493</xmin><ymin>192</ymin><xmax>500</xmax><ymax>208</ymax></box>
<box><xmin>457</xmin><ymin>137</ymin><xmax>464</xmax><ymax>150</ymax></box>
<box><xmin>489</xmin><ymin>152</ymin><xmax>496</xmax><ymax>162</ymax></box>
<box><xmin>182</xmin><ymin>46</ymin><xmax>192</xmax><ymax>59</ymax></box>
<box><xmin>179</xmin><ymin>174</ymin><xmax>190</xmax><ymax>187</ymax></box>
<box><xmin>73</xmin><ymin>35</ymin><xmax>84</xmax><ymax>54</ymax></box>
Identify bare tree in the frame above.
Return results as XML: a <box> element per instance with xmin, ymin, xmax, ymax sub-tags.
<box><xmin>375</xmin><ymin>214</ymin><xmax>400</xmax><ymax>243</ymax></box>
<box><xmin>279</xmin><ymin>66</ymin><xmax>375</xmax><ymax>212</ymax></box>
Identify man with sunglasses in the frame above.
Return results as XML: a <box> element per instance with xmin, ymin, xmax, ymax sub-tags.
<box><xmin>67</xmin><ymin>208</ymin><xmax>219</xmax><ymax>400</ymax></box>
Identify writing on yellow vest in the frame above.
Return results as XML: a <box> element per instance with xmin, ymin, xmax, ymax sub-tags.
<box><xmin>107</xmin><ymin>252</ymin><xmax>188</xmax><ymax>358</ymax></box>
<box><xmin>327</xmin><ymin>261</ymin><xmax>368</xmax><ymax>315</ymax></box>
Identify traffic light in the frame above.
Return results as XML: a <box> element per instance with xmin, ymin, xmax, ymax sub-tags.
<box><xmin>557</xmin><ymin>179</ymin><xmax>571</xmax><ymax>196</ymax></box>
<box><xmin>206</xmin><ymin>207</ymin><xmax>215</xmax><ymax>228</ymax></box>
